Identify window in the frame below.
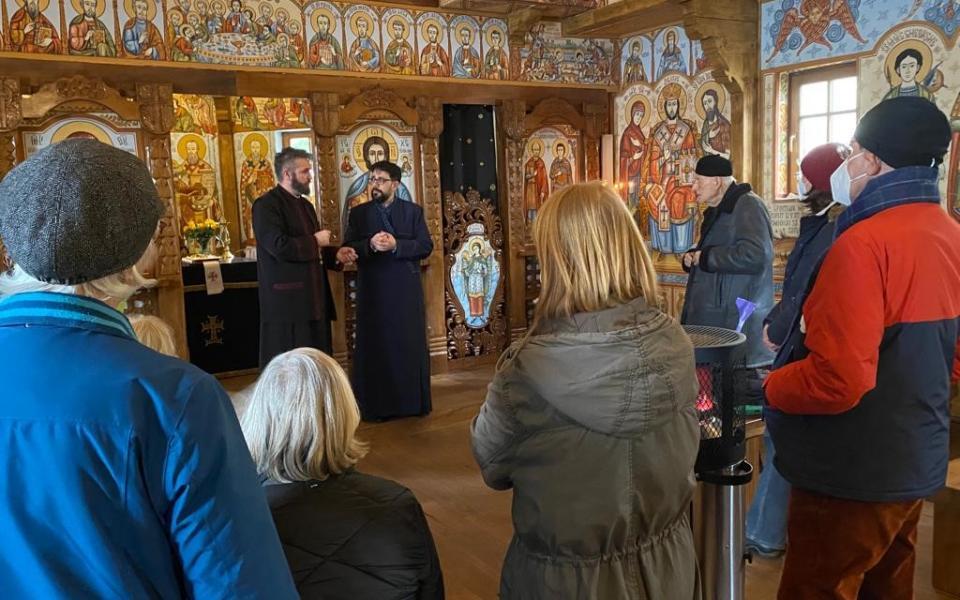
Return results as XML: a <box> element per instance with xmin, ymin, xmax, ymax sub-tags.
<box><xmin>788</xmin><ymin>64</ymin><xmax>857</xmax><ymax>195</ymax></box>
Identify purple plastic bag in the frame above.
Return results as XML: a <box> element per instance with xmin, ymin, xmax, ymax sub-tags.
<box><xmin>735</xmin><ymin>297</ymin><xmax>756</xmax><ymax>333</ymax></box>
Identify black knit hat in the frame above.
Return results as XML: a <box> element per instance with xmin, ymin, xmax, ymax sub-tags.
<box><xmin>854</xmin><ymin>97</ymin><xmax>951</xmax><ymax>168</ymax></box>
<box><xmin>0</xmin><ymin>139</ymin><xmax>164</xmax><ymax>285</ymax></box>
<box><xmin>695</xmin><ymin>154</ymin><xmax>733</xmax><ymax>177</ymax></box>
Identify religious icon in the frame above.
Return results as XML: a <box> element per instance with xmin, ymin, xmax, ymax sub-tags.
<box><xmin>692</xmin><ymin>40</ymin><xmax>708</xmax><ymax>74</ymax></box>
<box><xmin>274</xmin><ymin>33</ymin><xmax>300</xmax><ymax>68</ymax></box>
<box><xmin>254</xmin><ymin>3</ymin><xmax>274</xmax><ymax>42</ymax></box>
<box><xmin>451</xmin><ymin>18</ymin><xmax>481</xmax><ymax>79</ymax></box>
<box><xmin>172</xmin><ymin>22</ymin><xmax>195</xmax><ymax>61</ymax></box>
<box><xmin>766</xmin><ymin>0</ymin><xmax>865</xmax><ymax>61</ymax></box>
<box><xmin>644</xmin><ymin>82</ymin><xmax>700</xmax><ymax>256</ymax></box>
<box><xmin>23</xmin><ymin>116</ymin><xmax>140</xmax><ymax>158</ymax></box>
<box><xmin>173</xmin><ymin>94</ymin><xmax>217</xmax><ymax>134</ymax></box>
<box><xmin>622</xmin><ymin>38</ymin><xmax>646</xmax><ymax>84</ymax></box>
<box><xmin>384</xmin><ymin>12</ymin><xmax>415</xmax><ymax>75</ymax></box>
<box><xmin>347</xmin><ymin>10</ymin><xmax>380</xmax><ymax>73</ymax></box>
<box><xmin>287</xmin><ymin>19</ymin><xmax>306</xmax><ymax>65</ymax></box>
<box><xmin>549</xmin><ymin>141</ymin><xmax>573</xmax><ymax>191</ymax></box>
<box><xmin>418</xmin><ymin>17</ymin><xmax>450</xmax><ymax>77</ymax></box>
<box><xmin>121</xmin><ymin>0</ymin><xmax>166</xmax><ymax>59</ymax></box>
<box><xmin>342</xmin><ymin>126</ymin><xmax>413</xmax><ymax>226</ymax></box>
<box><xmin>948</xmin><ymin>91</ymin><xmax>960</xmax><ymax>220</ymax></box>
<box><xmin>483</xmin><ymin>24</ymin><xmax>509</xmax><ymax>80</ymax></box>
<box><xmin>173</xmin><ymin>133</ymin><xmax>222</xmax><ymax>232</ymax></box>
<box><xmin>656</xmin><ymin>29</ymin><xmax>686</xmax><ymax>80</ymax></box>
<box><xmin>883</xmin><ymin>41</ymin><xmax>942</xmax><ymax>102</ymax></box>
<box><xmin>206</xmin><ymin>0</ymin><xmax>224</xmax><ymax>34</ymax></box>
<box><xmin>233</xmin><ymin>95</ymin><xmax>261</xmax><ymax>129</ymax></box>
<box><xmin>523</xmin><ymin>139</ymin><xmax>549</xmax><ymax>224</ymax></box>
<box><xmin>68</xmin><ymin>0</ymin><xmax>117</xmax><ymax>57</ymax></box>
<box><xmin>696</xmin><ymin>82</ymin><xmax>731</xmax><ymax>158</ymax></box>
<box><xmin>400</xmin><ymin>154</ymin><xmax>412</xmax><ymax>176</ymax></box>
<box><xmin>340</xmin><ymin>154</ymin><xmax>355</xmax><ymax>175</ymax></box>
<box><xmin>237</xmin><ymin>132</ymin><xmax>275</xmax><ymax>242</ymax></box>
<box><xmin>9</xmin><ymin>0</ymin><xmax>62</xmax><ymax>53</ymax></box>
<box><xmin>222</xmin><ymin>0</ymin><xmax>251</xmax><ymax>34</ymax></box>
<box><xmin>451</xmin><ymin>231</ymin><xmax>501</xmax><ymax>329</ymax></box>
<box><xmin>619</xmin><ymin>95</ymin><xmax>651</xmax><ymax>212</ymax></box>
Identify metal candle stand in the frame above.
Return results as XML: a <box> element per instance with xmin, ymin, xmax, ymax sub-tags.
<box><xmin>683</xmin><ymin>325</ymin><xmax>754</xmax><ymax>600</ymax></box>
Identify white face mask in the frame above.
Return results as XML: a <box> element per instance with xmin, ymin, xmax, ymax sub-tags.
<box><xmin>829</xmin><ymin>152</ymin><xmax>869</xmax><ymax>208</ymax></box>
<box><xmin>797</xmin><ymin>175</ymin><xmax>808</xmax><ymax>198</ymax></box>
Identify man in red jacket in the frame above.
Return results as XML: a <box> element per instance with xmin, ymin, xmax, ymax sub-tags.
<box><xmin>764</xmin><ymin>97</ymin><xmax>960</xmax><ymax>600</ymax></box>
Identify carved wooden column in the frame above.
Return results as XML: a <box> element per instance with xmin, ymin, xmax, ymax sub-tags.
<box><xmin>500</xmin><ymin>99</ymin><xmax>528</xmax><ymax>340</ymax></box>
<box><xmin>310</xmin><ymin>92</ymin><xmax>348</xmax><ymax>364</ymax></box>
<box><xmin>583</xmin><ymin>102</ymin><xmax>606</xmax><ymax>181</ymax></box>
<box><xmin>137</xmin><ymin>83</ymin><xmax>188</xmax><ymax>359</ymax></box>
<box><xmin>0</xmin><ymin>77</ymin><xmax>21</xmax><ymax>273</ymax></box>
<box><xmin>415</xmin><ymin>96</ymin><xmax>448</xmax><ymax>374</ymax></box>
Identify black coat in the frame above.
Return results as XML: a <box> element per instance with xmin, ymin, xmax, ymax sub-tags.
<box><xmin>343</xmin><ymin>199</ymin><xmax>433</xmax><ymax>420</ymax></box>
<box><xmin>680</xmin><ymin>183</ymin><xmax>775</xmax><ymax>368</ymax></box>
<box><xmin>265</xmin><ymin>471</ymin><xmax>444</xmax><ymax>600</ymax></box>
<box><xmin>253</xmin><ymin>186</ymin><xmax>337</xmax><ymax>324</ymax></box>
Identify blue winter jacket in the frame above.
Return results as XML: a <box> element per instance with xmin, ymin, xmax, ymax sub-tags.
<box><xmin>0</xmin><ymin>291</ymin><xmax>298</xmax><ymax>598</ymax></box>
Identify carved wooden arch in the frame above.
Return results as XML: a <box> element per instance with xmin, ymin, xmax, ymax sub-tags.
<box><xmin>525</xmin><ymin>97</ymin><xmax>586</xmax><ymax>132</ymax></box>
<box><xmin>21</xmin><ymin>76</ymin><xmax>140</xmax><ymax>122</ymax></box>
<box><xmin>340</xmin><ymin>86</ymin><xmax>419</xmax><ymax>128</ymax></box>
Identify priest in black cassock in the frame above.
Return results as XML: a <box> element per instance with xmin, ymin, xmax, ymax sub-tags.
<box><xmin>343</xmin><ymin>161</ymin><xmax>433</xmax><ymax>421</ymax></box>
<box><xmin>253</xmin><ymin>147</ymin><xmax>355</xmax><ymax>368</ymax></box>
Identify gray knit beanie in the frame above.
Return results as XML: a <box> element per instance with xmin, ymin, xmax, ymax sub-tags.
<box><xmin>0</xmin><ymin>139</ymin><xmax>164</xmax><ymax>285</ymax></box>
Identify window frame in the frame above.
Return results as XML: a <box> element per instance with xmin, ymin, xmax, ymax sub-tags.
<box><xmin>787</xmin><ymin>63</ymin><xmax>857</xmax><ymax>196</ymax></box>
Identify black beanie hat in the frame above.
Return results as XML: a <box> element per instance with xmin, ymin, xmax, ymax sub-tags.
<box><xmin>695</xmin><ymin>154</ymin><xmax>733</xmax><ymax>177</ymax></box>
<box><xmin>854</xmin><ymin>97</ymin><xmax>951</xmax><ymax>168</ymax></box>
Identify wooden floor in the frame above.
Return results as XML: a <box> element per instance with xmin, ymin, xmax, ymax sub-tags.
<box><xmin>223</xmin><ymin>365</ymin><xmax>955</xmax><ymax>600</ymax></box>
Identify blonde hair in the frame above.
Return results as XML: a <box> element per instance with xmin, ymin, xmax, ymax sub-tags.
<box><xmin>528</xmin><ymin>181</ymin><xmax>659</xmax><ymax>336</ymax></box>
<box><xmin>0</xmin><ymin>264</ymin><xmax>155</xmax><ymax>302</ymax></box>
<box><xmin>241</xmin><ymin>348</ymin><xmax>368</xmax><ymax>483</ymax></box>
<box><xmin>128</xmin><ymin>314</ymin><xmax>177</xmax><ymax>357</ymax></box>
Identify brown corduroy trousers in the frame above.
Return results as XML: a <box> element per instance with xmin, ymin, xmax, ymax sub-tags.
<box><xmin>777</xmin><ymin>487</ymin><xmax>923</xmax><ymax>600</ymax></box>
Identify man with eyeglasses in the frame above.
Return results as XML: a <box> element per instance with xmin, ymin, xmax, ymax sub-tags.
<box><xmin>342</xmin><ymin>161</ymin><xmax>433</xmax><ymax>421</ymax></box>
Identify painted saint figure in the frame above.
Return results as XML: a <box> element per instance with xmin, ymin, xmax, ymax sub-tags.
<box><xmin>699</xmin><ymin>90</ymin><xmax>731</xmax><ymax>158</ymax></box>
<box><xmin>419</xmin><ymin>23</ymin><xmax>450</xmax><ymax>77</ymax></box>
<box><xmin>524</xmin><ymin>142</ymin><xmax>549</xmax><ymax>223</ymax></box>
<box><xmin>656</xmin><ymin>30</ymin><xmax>686</xmax><ymax>79</ymax></box>
<box><xmin>384</xmin><ymin>19</ymin><xmax>414</xmax><ymax>75</ymax></box>
<box><xmin>239</xmin><ymin>138</ymin><xmax>276</xmax><ymax>241</ymax></box>
<box><xmin>175</xmin><ymin>138</ymin><xmax>218</xmax><ymax>228</ymax></box>
<box><xmin>646</xmin><ymin>85</ymin><xmax>698</xmax><ymax>255</ymax></box>
<box><xmin>222</xmin><ymin>0</ymin><xmax>251</xmax><ymax>34</ymax></box>
<box><xmin>69</xmin><ymin>0</ymin><xmax>116</xmax><ymax>56</ymax></box>
<box><xmin>274</xmin><ymin>33</ymin><xmax>300</xmax><ymax>68</ymax></box>
<box><xmin>122</xmin><ymin>0</ymin><xmax>166</xmax><ymax>59</ymax></box>
<box><xmin>462</xmin><ymin>241</ymin><xmax>489</xmax><ymax>319</ymax></box>
<box><xmin>483</xmin><ymin>29</ymin><xmax>509</xmax><ymax>80</ymax></box>
<box><xmin>452</xmin><ymin>26</ymin><xmax>481</xmax><ymax>79</ymax></box>
<box><xmin>883</xmin><ymin>49</ymin><xmax>935</xmax><ymax>101</ymax></box>
<box><xmin>349</xmin><ymin>15</ymin><xmax>380</xmax><ymax>72</ymax></box>
<box><xmin>9</xmin><ymin>0</ymin><xmax>61</xmax><ymax>53</ymax></box>
<box><xmin>619</xmin><ymin>100</ymin><xmax>648</xmax><ymax>211</ymax></box>
<box><xmin>308</xmin><ymin>14</ymin><xmax>342</xmax><ymax>69</ymax></box>
<box><xmin>549</xmin><ymin>143</ymin><xmax>573</xmax><ymax>191</ymax></box>
<box><xmin>623</xmin><ymin>41</ymin><xmax>646</xmax><ymax>84</ymax></box>
<box><xmin>343</xmin><ymin>135</ymin><xmax>413</xmax><ymax>226</ymax></box>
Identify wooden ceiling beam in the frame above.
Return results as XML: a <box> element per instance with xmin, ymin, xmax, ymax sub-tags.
<box><xmin>562</xmin><ymin>0</ymin><xmax>685</xmax><ymax>38</ymax></box>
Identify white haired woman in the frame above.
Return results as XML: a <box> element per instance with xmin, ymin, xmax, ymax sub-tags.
<box><xmin>242</xmin><ymin>347</ymin><xmax>444</xmax><ymax>599</ymax></box>
<box><xmin>471</xmin><ymin>182</ymin><xmax>701</xmax><ymax>599</ymax></box>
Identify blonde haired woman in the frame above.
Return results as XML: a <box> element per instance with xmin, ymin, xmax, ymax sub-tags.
<box><xmin>128</xmin><ymin>314</ymin><xmax>177</xmax><ymax>357</ymax></box>
<box><xmin>241</xmin><ymin>348</ymin><xmax>444</xmax><ymax>599</ymax></box>
<box><xmin>472</xmin><ymin>182</ymin><xmax>701</xmax><ymax>599</ymax></box>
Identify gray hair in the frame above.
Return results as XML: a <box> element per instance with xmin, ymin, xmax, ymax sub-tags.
<box><xmin>274</xmin><ymin>147</ymin><xmax>314</xmax><ymax>180</ymax></box>
<box><xmin>0</xmin><ymin>264</ymin><xmax>154</xmax><ymax>303</ymax></box>
<box><xmin>241</xmin><ymin>347</ymin><xmax>368</xmax><ymax>483</ymax></box>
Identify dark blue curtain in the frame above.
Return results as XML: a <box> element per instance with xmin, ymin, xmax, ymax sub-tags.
<box><xmin>440</xmin><ymin>104</ymin><xmax>499</xmax><ymax>207</ymax></box>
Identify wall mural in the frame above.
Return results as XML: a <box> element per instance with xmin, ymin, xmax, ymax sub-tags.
<box><xmin>522</xmin><ymin>126</ymin><xmax>578</xmax><ymax>230</ymax></box>
<box><xmin>171</xmin><ymin>94</ymin><xmax>224</xmax><ymax>234</ymax></box>
<box><xmin>518</xmin><ymin>21</ymin><xmax>614</xmax><ymax>85</ymax></box>
<box><xmin>19</xmin><ymin>114</ymin><xmax>141</xmax><ymax>158</ymax></box>
<box><xmin>234</xmin><ymin>130</ymin><xmax>276</xmax><ymax>242</ymax></box>
<box><xmin>231</xmin><ymin>95</ymin><xmax>311</xmax><ymax>130</ymax></box>
<box><xmin>336</xmin><ymin>120</ymin><xmax>417</xmax><ymax>229</ymax></box>
<box><xmin>0</xmin><ymin>0</ymin><xmax>616</xmax><ymax>87</ymax></box>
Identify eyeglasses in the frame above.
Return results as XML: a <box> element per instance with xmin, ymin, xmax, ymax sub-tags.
<box><xmin>370</xmin><ymin>176</ymin><xmax>394</xmax><ymax>185</ymax></box>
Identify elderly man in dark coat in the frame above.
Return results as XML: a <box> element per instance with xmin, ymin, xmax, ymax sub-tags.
<box><xmin>680</xmin><ymin>155</ymin><xmax>775</xmax><ymax>398</ymax></box>
<box><xmin>342</xmin><ymin>161</ymin><xmax>433</xmax><ymax>421</ymax></box>
<box><xmin>253</xmin><ymin>147</ymin><xmax>354</xmax><ymax>368</ymax></box>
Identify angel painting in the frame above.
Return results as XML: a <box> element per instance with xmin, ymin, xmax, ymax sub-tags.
<box><xmin>767</xmin><ymin>0</ymin><xmax>866</xmax><ymax>61</ymax></box>
<box><xmin>451</xmin><ymin>237</ymin><xmax>500</xmax><ymax>329</ymax></box>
